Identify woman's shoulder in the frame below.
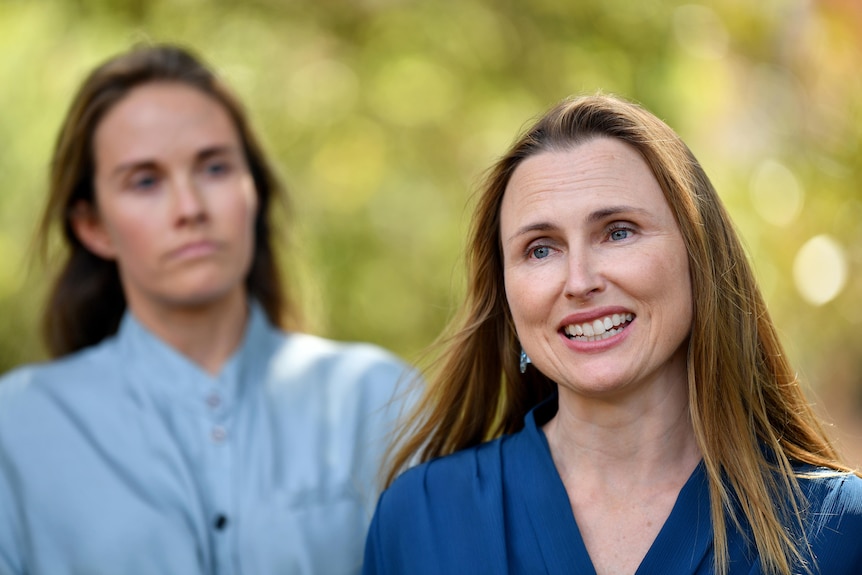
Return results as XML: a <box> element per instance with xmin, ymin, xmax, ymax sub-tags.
<box><xmin>0</xmin><ymin>344</ymin><xmax>120</xmax><ymax>450</ymax></box>
<box><xmin>264</xmin><ymin>331</ymin><xmax>416</xmax><ymax>403</ymax></box>
<box><xmin>379</xmin><ymin>437</ymin><xmax>509</xmax><ymax>519</ymax></box>
<box><xmin>793</xmin><ymin>466</ymin><xmax>862</xmax><ymax>569</ymax></box>
<box><xmin>271</xmin><ymin>331</ymin><xmax>409</xmax><ymax>376</ymax></box>
<box><xmin>246</xmin><ymin>304</ymin><xmax>413</xmax><ymax>392</ymax></box>
<box><xmin>0</xmin><ymin>343</ymin><xmax>116</xmax><ymax>406</ymax></box>
<box><xmin>367</xmin><ymin>439</ymin><xmax>511</xmax><ymax>571</ymax></box>
<box><xmin>380</xmin><ymin>410</ymin><xmax>544</xmax><ymax>515</ymax></box>
<box><xmin>797</xmin><ymin>466</ymin><xmax>862</xmax><ymax>507</ymax></box>
<box><xmin>801</xmin><ymin>468</ymin><xmax>862</xmax><ymax>520</ymax></box>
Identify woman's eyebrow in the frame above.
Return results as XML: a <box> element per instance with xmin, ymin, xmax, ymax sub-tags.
<box><xmin>196</xmin><ymin>144</ymin><xmax>241</xmax><ymax>161</ymax></box>
<box><xmin>505</xmin><ymin>222</ymin><xmax>559</xmax><ymax>245</ymax></box>
<box><xmin>586</xmin><ymin>205</ymin><xmax>648</xmax><ymax>223</ymax></box>
<box><xmin>108</xmin><ymin>159</ymin><xmax>157</xmax><ymax>180</ymax></box>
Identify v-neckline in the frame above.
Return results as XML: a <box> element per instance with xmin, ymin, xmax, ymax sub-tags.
<box><xmin>511</xmin><ymin>399</ymin><xmax>714</xmax><ymax>574</ymax></box>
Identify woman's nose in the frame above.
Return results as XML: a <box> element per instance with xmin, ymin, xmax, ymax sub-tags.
<box><xmin>173</xmin><ymin>176</ymin><xmax>207</xmax><ymax>225</ymax></box>
<box><xmin>564</xmin><ymin>250</ymin><xmax>604</xmax><ymax>299</ymax></box>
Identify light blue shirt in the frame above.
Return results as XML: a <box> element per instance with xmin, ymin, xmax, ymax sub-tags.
<box><xmin>0</xmin><ymin>302</ymin><xmax>412</xmax><ymax>575</ymax></box>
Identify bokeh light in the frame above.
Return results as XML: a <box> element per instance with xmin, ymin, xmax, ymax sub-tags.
<box><xmin>793</xmin><ymin>234</ymin><xmax>848</xmax><ymax>306</ymax></box>
<box><xmin>749</xmin><ymin>159</ymin><xmax>804</xmax><ymax>227</ymax></box>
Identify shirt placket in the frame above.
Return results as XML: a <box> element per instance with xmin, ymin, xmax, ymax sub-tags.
<box><xmin>203</xmin><ymin>382</ymin><xmax>236</xmax><ymax>575</ymax></box>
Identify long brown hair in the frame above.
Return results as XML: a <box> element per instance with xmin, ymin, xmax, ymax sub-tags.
<box><xmin>386</xmin><ymin>94</ymin><xmax>854</xmax><ymax>574</ymax></box>
<box><xmin>37</xmin><ymin>43</ymin><xmax>298</xmax><ymax>357</ymax></box>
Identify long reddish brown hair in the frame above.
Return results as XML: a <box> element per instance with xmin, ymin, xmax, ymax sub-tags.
<box><xmin>386</xmin><ymin>93</ymin><xmax>854</xmax><ymax>575</ymax></box>
<box><xmin>37</xmin><ymin>43</ymin><xmax>298</xmax><ymax>356</ymax></box>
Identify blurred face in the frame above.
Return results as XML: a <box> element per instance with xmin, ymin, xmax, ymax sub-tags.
<box><xmin>75</xmin><ymin>82</ymin><xmax>257</xmax><ymax>319</ymax></box>
<box><xmin>500</xmin><ymin>138</ymin><xmax>692</xmax><ymax>403</ymax></box>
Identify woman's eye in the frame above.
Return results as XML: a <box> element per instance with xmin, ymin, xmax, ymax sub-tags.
<box><xmin>130</xmin><ymin>174</ymin><xmax>158</xmax><ymax>191</ymax></box>
<box><xmin>531</xmin><ymin>246</ymin><xmax>551</xmax><ymax>259</ymax></box>
<box><xmin>608</xmin><ymin>226</ymin><xmax>633</xmax><ymax>241</ymax></box>
<box><xmin>204</xmin><ymin>160</ymin><xmax>230</xmax><ymax>177</ymax></box>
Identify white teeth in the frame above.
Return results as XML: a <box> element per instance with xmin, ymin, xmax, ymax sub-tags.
<box><xmin>592</xmin><ymin>319</ymin><xmax>605</xmax><ymax>335</ymax></box>
<box><xmin>564</xmin><ymin>313</ymin><xmax>634</xmax><ymax>341</ymax></box>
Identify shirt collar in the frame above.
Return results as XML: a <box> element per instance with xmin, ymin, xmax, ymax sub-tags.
<box><xmin>115</xmin><ymin>300</ymin><xmax>275</xmax><ymax>411</ymax></box>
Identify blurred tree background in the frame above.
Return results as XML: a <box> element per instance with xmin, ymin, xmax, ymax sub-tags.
<box><xmin>0</xmin><ymin>0</ymin><xmax>860</xmax><ymax>464</ymax></box>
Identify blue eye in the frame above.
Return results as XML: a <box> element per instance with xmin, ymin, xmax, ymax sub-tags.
<box><xmin>609</xmin><ymin>228</ymin><xmax>630</xmax><ymax>241</ymax></box>
<box><xmin>131</xmin><ymin>174</ymin><xmax>158</xmax><ymax>191</ymax></box>
<box><xmin>531</xmin><ymin>246</ymin><xmax>551</xmax><ymax>259</ymax></box>
<box><xmin>205</xmin><ymin>161</ymin><xmax>229</xmax><ymax>176</ymax></box>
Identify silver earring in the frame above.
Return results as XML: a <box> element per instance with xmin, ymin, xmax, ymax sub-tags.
<box><xmin>519</xmin><ymin>348</ymin><xmax>532</xmax><ymax>374</ymax></box>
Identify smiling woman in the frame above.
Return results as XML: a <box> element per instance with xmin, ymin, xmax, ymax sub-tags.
<box><xmin>500</xmin><ymin>140</ymin><xmax>694</xmax><ymax>408</ymax></box>
<box><xmin>0</xmin><ymin>44</ymin><xmax>413</xmax><ymax>575</ymax></box>
<box><xmin>365</xmin><ymin>94</ymin><xmax>862</xmax><ymax>575</ymax></box>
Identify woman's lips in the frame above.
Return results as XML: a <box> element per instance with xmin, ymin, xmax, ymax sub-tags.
<box><xmin>167</xmin><ymin>240</ymin><xmax>220</xmax><ymax>260</ymax></box>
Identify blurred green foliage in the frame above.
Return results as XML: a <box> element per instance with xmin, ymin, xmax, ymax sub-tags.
<box><xmin>1</xmin><ymin>0</ymin><xmax>860</xmax><ymax>458</ymax></box>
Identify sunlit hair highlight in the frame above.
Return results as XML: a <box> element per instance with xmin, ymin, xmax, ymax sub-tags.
<box><xmin>385</xmin><ymin>93</ymin><xmax>854</xmax><ymax>574</ymax></box>
<box><xmin>37</xmin><ymin>43</ymin><xmax>298</xmax><ymax>356</ymax></box>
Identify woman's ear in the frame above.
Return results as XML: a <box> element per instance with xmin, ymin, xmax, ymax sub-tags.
<box><xmin>69</xmin><ymin>200</ymin><xmax>117</xmax><ymax>260</ymax></box>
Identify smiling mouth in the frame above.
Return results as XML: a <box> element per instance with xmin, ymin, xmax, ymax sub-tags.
<box><xmin>563</xmin><ymin>313</ymin><xmax>634</xmax><ymax>342</ymax></box>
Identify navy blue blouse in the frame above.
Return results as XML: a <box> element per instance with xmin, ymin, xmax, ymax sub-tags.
<box><xmin>364</xmin><ymin>398</ymin><xmax>862</xmax><ymax>574</ymax></box>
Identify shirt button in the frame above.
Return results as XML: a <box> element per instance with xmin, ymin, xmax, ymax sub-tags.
<box><xmin>206</xmin><ymin>393</ymin><xmax>221</xmax><ymax>409</ymax></box>
<box><xmin>211</xmin><ymin>426</ymin><xmax>227</xmax><ymax>443</ymax></box>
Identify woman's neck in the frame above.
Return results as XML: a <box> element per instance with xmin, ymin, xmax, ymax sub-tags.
<box><xmin>543</xmin><ymin>382</ymin><xmax>701</xmax><ymax>490</ymax></box>
<box><xmin>544</xmin><ymin>385</ymin><xmax>702</xmax><ymax>575</ymax></box>
<box><xmin>128</xmin><ymin>290</ymin><xmax>249</xmax><ymax>376</ymax></box>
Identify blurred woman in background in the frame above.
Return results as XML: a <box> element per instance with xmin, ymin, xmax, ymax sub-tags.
<box><xmin>0</xmin><ymin>43</ymin><xmax>410</xmax><ymax>574</ymax></box>
<box><xmin>364</xmin><ymin>94</ymin><xmax>862</xmax><ymax>574</ymax></box>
